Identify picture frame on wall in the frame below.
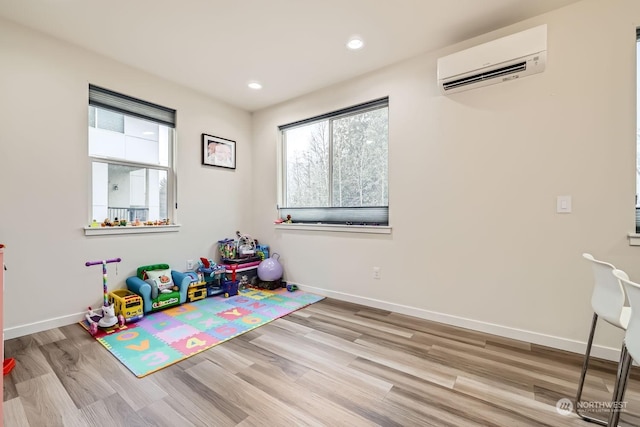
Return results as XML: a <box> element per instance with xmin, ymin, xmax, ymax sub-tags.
<box><xmin>202</xmin><ymin>133</ymin><xmax>236</xmax><ymax>169</ymax></box>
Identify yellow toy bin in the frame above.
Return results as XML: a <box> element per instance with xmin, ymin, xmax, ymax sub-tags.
<box><xmin>108</xmin><ymin>289</ymin><xmax>144</xmax><ymax>323</ymax></box>
<box><xmin>187</xmin><ymin>283</ymin><xmax>207</xmax><ymax>302</ymax></box>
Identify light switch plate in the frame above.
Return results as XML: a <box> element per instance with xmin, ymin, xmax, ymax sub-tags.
<box><xmin>556</xmin><ymin>195</ymin><xmax>572</xmax><ymax>213</ymax></box>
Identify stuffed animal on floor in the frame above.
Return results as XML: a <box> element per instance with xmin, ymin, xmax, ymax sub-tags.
<box><xmin>97</xmin><ymin>303</ymin><xmax>118</xmax><ymax>328</ymax></box>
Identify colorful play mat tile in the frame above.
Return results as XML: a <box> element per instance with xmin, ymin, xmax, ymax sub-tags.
<box><xmin>79</xmin><ymin>287</ymin><xmax>324</xmax><ymax>377</ymax></box>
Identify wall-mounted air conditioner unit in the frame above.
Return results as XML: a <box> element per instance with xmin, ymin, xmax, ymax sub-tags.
<box><xmin>437</xmin><ymin>24</ymin><xmax>547</xmax><ymax>95</ymax></box>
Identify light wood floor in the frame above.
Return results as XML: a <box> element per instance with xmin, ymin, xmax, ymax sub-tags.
<box><xmin>3</xmin><ymin>297</ymin><xmax>640</xmax><ymax>426</ymax></box>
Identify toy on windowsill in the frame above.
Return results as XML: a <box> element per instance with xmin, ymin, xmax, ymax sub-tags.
<box><xmin>84</xmin><ymin>257</ymin><xmax>126</xmax><ymax>336</ymax></box>
<box><xmin>285</xmin><ymin>215</ymin><xmax>292</xmax><ymax>223</ymax></box>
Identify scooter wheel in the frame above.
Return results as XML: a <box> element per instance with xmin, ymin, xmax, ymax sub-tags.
<box><xmin>89</xmin><ymin>322</ymin><xmax>98</xmax><ymax>336</ymax></box>
<box><xmin>118</xmin><ymin>314</ymin><xmax>125</xmax><ymax>327</ymax></box>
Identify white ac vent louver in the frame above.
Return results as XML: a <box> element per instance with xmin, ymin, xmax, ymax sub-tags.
<box><xmin>437</xmin><ymin>24</ymin><xmax>547</xmax><ymax>95</ymax></box>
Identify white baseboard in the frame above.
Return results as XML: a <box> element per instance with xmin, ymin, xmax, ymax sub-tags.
<box><xmin>296</xmin><ymin>284</ymin><xmax>621</xmax><ymax>363</ymax></box>
<box><xmin>4</xmin><ymin>311</ymin><xmax>85</xmax><ymax>340</ymax></box>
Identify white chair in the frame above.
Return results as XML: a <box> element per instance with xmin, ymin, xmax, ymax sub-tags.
<box><xmin>608</xmin><ymin>269</ymin><xmax>640</xmax><ymax>426</ymax></box>
<box><xmin>576</xmin><ymin>254</ymin><xmax>630</xmax><ymax>424</ymax></box>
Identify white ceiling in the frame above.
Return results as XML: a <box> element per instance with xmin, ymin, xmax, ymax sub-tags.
<box><xmin>0</xmin><ymin>0</ymin><xmax>582</xmax><ymax>112</ymax></box>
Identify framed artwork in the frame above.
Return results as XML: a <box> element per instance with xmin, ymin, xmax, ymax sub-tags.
<box><xmin>202</xmin><ymin>133</ymin><xmax>236</xmax><ymax>169</ymax></box>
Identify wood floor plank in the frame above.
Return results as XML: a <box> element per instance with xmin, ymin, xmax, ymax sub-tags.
<box><xmin>236</xmin><ymin>361</ymin><xmax>379</xmax><ymax>426</ymax></box>
<box><xmin>3</xmin><ymin>398</ymin><xmax>30</xmax><ymax>427</ymax></box>
<box><xmin>295</xmin><ymin>368</ymin><xmax>421</xmax><ymax>427</ymax></box>
<box><xmin>40</xmin><ymin>339</ymin><xmax>116</xmax><ymax>409</ymax></box>
<box><xmin>184</xmin><ymin>359</ymin><xmax>317</xmax><ymax>425</ymax></box>
<box><xmin>14</xmin><ymin>372</ymin><xmax>85</xmax><ymax>427</ymax></box>
<box><xmin>223</xmin><ymin>336</ymin><xmax>311</xmax><ymax>381</ymax></box>
<box><xmin>454</xmin><ymin>375</ymin><xmax>589</xmax><ymax>427</ymax></box>
<box><xmin>383</xmin><ymin>385</ymin><xmax>496</xmax><ymax>427</ymax></box>
<box><xmin>287</xmin><ymin>310</ymin><xmax>364</xmax><ymax>341</ymax></box>
<box><xmin>249</xmin><ymin>327</ymin><xmax>359</xmax><ymax>371</ymax></box>
<box><xmin>4</xmin><ymin>336</ymin><xmax>55</xmax><ymax>384</ymax></box>
<box><xmin>150</xmin><ymin>365</ymin><xmax>247</xmax><ymax>426</ymax></box>
<box><xmin>136</xmin><ymin>399</ymin><xmax>197</xmax><ymax>427</ymax></box>
<box><xmin>428</xmin><ymin>343</ymin><xmax>597</xmax><ymax>395</ymax></box>
<box><xmin>78</xmin><ymin>393</ymin><xmax>148</xmax><ymax>427</ymax></box>
<box><xmin>30</xmin><ymin>328</ymin><xmax>67</xmax><ymax>346</ymax></box>
<box><xmin>303</xmin><ymin>305</ymin><xmax>415</xmax><ymax>338</ymax></box>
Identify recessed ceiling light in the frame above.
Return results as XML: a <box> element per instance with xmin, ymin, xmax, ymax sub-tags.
<box><xmin>248</xmin><ymin>81</ymin><xmax>262</xmax><ymax>90</ymax></box>
<box><xmin>346</xmin><ymin>36</ymin><xmax>364</xmax><ymax>50</ymax></box>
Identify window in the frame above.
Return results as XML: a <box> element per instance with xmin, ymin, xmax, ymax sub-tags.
<box><xmin>88</xmin><ymin>85</ymin><xmax>176</xmax><ymax>227</ymax></box>
<box><xmin>279</xmin><ymin>98</ymin><xmax>389</xmax><ymax>225</ymax></box>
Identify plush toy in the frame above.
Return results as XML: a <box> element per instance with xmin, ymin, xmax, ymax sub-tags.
<box><xmin>97</xmin><ymin>303</ymin><xmax>118</xmax><ymax>328</ymax></box>
<box><xmin>145</xmin><ymin>269</ymin><xmax>178</xmax><ymax>299</ymax></box>
<box><xmin>157</xmin><ymin>274</ymin><xmax>174</xmax><ymax>293</ymax></box>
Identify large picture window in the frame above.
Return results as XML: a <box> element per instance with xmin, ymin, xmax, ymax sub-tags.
<box><xmin>279</xmin><ymin>98</ymin><xmax>389</xmax><ymax>225</ymax></box>
<box><xmin>88</xmin><ymin>85</ymin><xmax>176</xmax><ymax>226</ymax></box>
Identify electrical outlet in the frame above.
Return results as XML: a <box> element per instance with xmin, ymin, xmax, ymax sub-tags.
<box><xmin>186</xmin><ymin>259</ymin><xmax>194</xmax><ymax>270</ymax></box>
<box><xmin>373</xmin><ymin>267</ymin><xmax>381</xmax><ymax>280</ymax></box>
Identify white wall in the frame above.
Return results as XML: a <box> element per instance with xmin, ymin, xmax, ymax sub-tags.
<box><xmin>251</xmin><ymin>0</ymin><xmax>640</xmax><ymax>360</ymax></box>
<box><xmin>2</xmin><ymin>0</ymin><xmax>640</xmax><ymax>361</ymax></box>
<box><xmin>0</xmin><ymin>18</ymin><xmax>253</xmax><ymax>337</ymax></box>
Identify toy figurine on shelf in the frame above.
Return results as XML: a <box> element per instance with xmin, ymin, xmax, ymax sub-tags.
<box><xmin>285</xmin><ymin>215</ymin><xmax>292</xmax><ymax>223</ymax></box>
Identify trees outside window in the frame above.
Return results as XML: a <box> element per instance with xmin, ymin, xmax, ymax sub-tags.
<box><xmin>280</xmin><ymin>98</ymin><xmax>388</xmax><ymax>225</ymax></box>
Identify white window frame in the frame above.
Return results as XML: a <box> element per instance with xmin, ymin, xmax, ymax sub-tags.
<box><xmin>84</xmin><ymin>85</ymin><xmax>179</xmax><ymax>236</ymax></box>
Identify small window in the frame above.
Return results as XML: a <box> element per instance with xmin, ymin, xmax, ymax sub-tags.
<box><xmin>279</xmin><ymin>98</ymin><xmax>389</xmax><ymax>225</ymax></box>
<box><xmin>88</xmin><ymin>85</ymin><xmax>176</xmax><ymax>226</ymax></box>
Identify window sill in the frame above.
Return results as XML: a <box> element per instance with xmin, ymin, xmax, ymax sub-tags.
<box><xmin>628</xmin><ymin>232</ymin><xmax>640</xmax><ymax>246</ymax></box>
<box><xmin>274</xmin><ymin>223</ymin><xmax>391</xmax><ymax>234</ymax></box>
<box><xmin>84</xmin><ymin>224</ymin><xmax>181</xmax><ymax>236</ymax></box>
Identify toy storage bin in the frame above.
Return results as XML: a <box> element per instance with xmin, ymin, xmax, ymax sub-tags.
<box><xmin>223</xmin><ymin>260</ymin><xmax>260</xmax><ymax>285</ymax></box>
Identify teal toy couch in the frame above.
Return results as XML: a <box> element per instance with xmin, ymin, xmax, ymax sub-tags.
<box><xmin>126</xmin><ymin>264</ymin><xmax>189</xmax><ymax>314</ymax></box>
